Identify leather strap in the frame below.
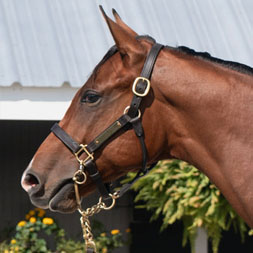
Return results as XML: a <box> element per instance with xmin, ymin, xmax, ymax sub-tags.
<box><xmin>86</xmin><ymin>114</ymin><xmax>131</xmax><ymax>153</ymax></box>
<box><xmin>118</xmin><ymin>162</ymin><xmax>157</xmax><ymax>198</ymax></box>
<box><xmin>84</xmin><ymin>159</ymin><xmax>110</xmax><ymax>199</ymax></box>
<box><xmin>127</xmin><ymin>43</ymin><xmax>163</xmax><ymax>118</ymax></box>
<box><xmin>130</xmin><ymin>117</ymin><xmax>147</xmax><ymax>171</ymax></box>
<box><xmin>51</xmin><ymin>42</ymin><xmax>163</xmax><ymax>201</ymax></box>
<box><xmin>51</xmin><ymin>123</ymin><xmax>111</xmax><ymax>199</ymax></box>
<box><xmin>51</xmin><ymin>114</ymin><xmax>131</xmax><ymax>154</ymax></box>
<box><xmin>127</xmin><ymin>43</ymin><xmax>163</xmax><ymax>173</ymax></box>
<box><xmin>51</xmin><ymin>123</ymin><xmax>80</xmax><ymax>153</ymax></box>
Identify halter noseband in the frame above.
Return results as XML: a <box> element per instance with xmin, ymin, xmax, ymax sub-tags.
<box><xmin>50</xmin><ymin>42</ymin><xmax>163</xmax><ymax>252</ymax></box>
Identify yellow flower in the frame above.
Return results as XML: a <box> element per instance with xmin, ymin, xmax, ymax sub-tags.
<box><xmin>102</xmin><ymin>248</ymin><xmax>108</xmax><ymax>253</ymax></box>
<box><xmin>29</xmin><ymin>217</ymin><xmax>36</xmax><ymax>223</ymax></box>
<box><xmin>29</xmin><ymin>210</ymin><xmax>35</xmax><ymax>216</ymax></box>
<box><xmin>4</xmin><ymin>250</ymin><xmax>8</xmax><ymax>253</ymax></box>
<box><xmin>38</xmin><ymin>209</ymin><xmax>45</xmax><ymax>217</ymax></box>
<box><xmin>10</xmin><ymin>239</ymin><xmax>16</xmax><ymax>244</ymax></box>
<box><xmin>14</xmin><ymin>247</ymin><xmax>19</xmax><ymax>252</ymax></box>
<box><xmin>111</xmin><ymin>229</ymin><xmax>120</xmax><ymax>235</ymax></box>
<box><xmin>100</xmin><ymin>233</ymin><xmax>106</xmax><ymax>237</ymax></box>
<box><xmin>35</xmin><ymin>207</ymin><xmax>45</xmax><ymax>217</ymax></box>
<box><xmin>25</xmin><ymin>214</ymin><xmax>30</xmax><ymax>220</ymax></box>
<box><xmin>17</xmin><ymin>221</ymin><xmax>26</xmax><ymax>227</ymax></box>
<box><xmin>125</xmin><ymin>228</ymin><xmax>131</xmax><ymax>233</ymax></box>
<box><xmin>42</xmin><ymin>217</ymin><xmax>54</xmax><ymax>225</ymax></box>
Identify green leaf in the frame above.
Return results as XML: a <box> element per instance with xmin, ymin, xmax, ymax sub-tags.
<box><xmin>126</xmin><ymin>159</ymin><xmax>250</xmax><ymax>253</ymax></box>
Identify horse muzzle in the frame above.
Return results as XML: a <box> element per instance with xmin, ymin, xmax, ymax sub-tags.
<box><xmin>21</xmin><ymin>168</ymin><xmax>76</xmax><ymax>212</ymax></box>
<box><xmin>21</xmin><ymin>169</ymin><xmax>49</xmax><ymax>208</ymax></box>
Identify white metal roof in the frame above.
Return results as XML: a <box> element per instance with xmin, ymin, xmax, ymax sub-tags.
<box><xmin>0</xmin><ymin>0</ymin><xmax>252</xmax><ymax>87</ymax></box>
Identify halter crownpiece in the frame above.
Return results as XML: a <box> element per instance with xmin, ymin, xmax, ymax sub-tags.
<box><xmin>51</xmin><ymin>42</ymin><xmax>163</xmax><ymax>252</ymax></box>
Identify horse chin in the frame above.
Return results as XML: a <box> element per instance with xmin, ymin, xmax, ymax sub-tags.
<box><xmin>48</xmin><ymin>183</ymin><xmax>77</xmax><ymax>213</ymax></box>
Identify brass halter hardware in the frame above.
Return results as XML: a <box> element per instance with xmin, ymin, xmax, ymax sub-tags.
<box><xmin>74</xmin><ymin>144</ymin><xmax>94</xmax><ymax>164</ymax></box>
<box><xmin>72</xmin><ymin>157</ymin><xmax>119</xmax><ymax>253</ymax></box>
<box><xmin>73</xmin><ymin>179</ymin><xmax>119</xmax><ymax>253</ymax></box>
<box><xmin>73</xmin><ymin>167</ymin><xmax>87</xmax><ymax>185</ymax></box>
<box><xmin>72</xmin><ymin>132</ymin><xmax>120</xmax><ymax>252</ymax></box>
<box><xmin>132</xmin><ymin>77</ymin><xmax>151</xmax><ymax>97</ymax></box>
<box><xmin>124</xmin><ymin>105</ymin><xmax>141</xmax><ymax>118</ymax></box>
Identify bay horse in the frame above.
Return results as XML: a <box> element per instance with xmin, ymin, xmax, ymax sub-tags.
<box><xmin>21</xmin><ymin>7</ymin><xmax>253</xmax><ymax>230</ymax></box>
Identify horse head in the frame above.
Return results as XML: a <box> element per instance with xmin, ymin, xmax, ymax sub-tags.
<box><xmin>21</xmin><ymin>7</ymin><xmax>167</xmax><ymax>213</ymax></box>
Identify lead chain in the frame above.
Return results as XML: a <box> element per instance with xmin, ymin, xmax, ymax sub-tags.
<box><xmin>80</xmin><ymin>214</ymin><xmax>96</xmax><ymax>252</ymax></box>
<box><xmin>73</xmin><ymin>165</ymin><xmax>119</xmax><ymax>253</ymax></box>
<box><xmin>78</xmin><ymin>198</ymin><xmax>105</xmax><ymax>253</ymax></box>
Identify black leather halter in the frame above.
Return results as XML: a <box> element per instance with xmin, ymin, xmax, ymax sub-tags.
<box><xmin>51</xmin><ymin>42</ymin><xmax>163</xmax><ymax>201</ymax></box>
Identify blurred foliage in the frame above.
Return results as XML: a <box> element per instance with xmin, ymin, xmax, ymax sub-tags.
<box><xmin>125</xmin><ymin>160</ymin><xmax>250</xmax><ymax>253</ymax></box>
<box><xmin>0</xmin><ymin>208</ymin><xmax>129</xmax><ymax>253</ymax></box>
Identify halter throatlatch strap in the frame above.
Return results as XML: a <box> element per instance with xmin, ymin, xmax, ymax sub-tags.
<box><xmin>51</xmin><ymin>42</ymin><xmax>163</xmax><ymax>253</ymax></box>
<box><xmin>127</xmin><ymin>43</ymin><xmax>163</xmax><ymax>173</ymax></box>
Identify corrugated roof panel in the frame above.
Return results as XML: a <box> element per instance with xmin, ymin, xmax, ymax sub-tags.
<box><xmin>0</xmin><ymin>0</ymin><xmax>252</xmax><ymax>87</ymax></box>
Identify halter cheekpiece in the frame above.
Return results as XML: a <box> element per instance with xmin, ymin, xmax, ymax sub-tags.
<box><xmin>51</xmin><ymin>42</ymin><xmax>163</xmax><ymax>252</ymax></box>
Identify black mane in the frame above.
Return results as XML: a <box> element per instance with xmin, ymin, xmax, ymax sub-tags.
<box><xmin>94</xmin><ymin>35</ymin><xmax>253</xmax><ymax>77</ymax></box>
<box><xmin>138</xmin><ymin>35</ymin><xmax>253</xmax><ymax>76</ymax></box>
<box><xmin>177</xmin><ymin>46</ymin><xmax>253</xmax><ymax>76</ymax></box>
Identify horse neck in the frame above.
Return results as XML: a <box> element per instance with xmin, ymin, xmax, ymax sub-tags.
<box><xmin>153</xmin><ymin>47</ymin><xmax>253</xmax><ymax>226</ymax></box>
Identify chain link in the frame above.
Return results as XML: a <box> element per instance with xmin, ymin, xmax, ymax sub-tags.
<box><xmin>73</xmin><ymin>177</ymin><xmax>119</xmax><ymax>253</ymax></box>
<box><xmin>80</xmin><ymin>215</ymin><xmax>96</xmax><ymax>251</ymax></box>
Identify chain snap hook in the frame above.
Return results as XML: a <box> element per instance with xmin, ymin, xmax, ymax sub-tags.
<box><xmin>72</xmin><ymin>164</ymin><xmax>87</xmax><ymax>185</ymax></box>
<box><xmin>99</xmin><ymin>192</ymin><xmax>119</xmax><ymax>210</ymax></box>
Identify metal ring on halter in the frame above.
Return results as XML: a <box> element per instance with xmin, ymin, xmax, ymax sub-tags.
<box><xmin>73</xmin><ymin>170</ymin><xmax>87</xmax><ymax>185</ymax></box>
<box><xmin>124</xmin><ymin>106</ymin><xmax>141</xmax><ymax>118</ymax></box>
<box><xmin>100</xmin><ymin>193</ymin><xmax>118</xmax><ymax>210</ymax></box>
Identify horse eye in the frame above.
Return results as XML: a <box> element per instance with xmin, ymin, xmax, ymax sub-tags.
<box><xmin>81</xmin><ymin>91</ymin><xmax>101</xmax><ymax>105</ymax></box>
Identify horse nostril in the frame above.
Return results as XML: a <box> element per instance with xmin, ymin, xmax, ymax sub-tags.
<box><xmin>22</xmin><ymin>173</ymin><xmax>40</xmax><ymax>192</ymax></box>
<box><xmin>26</xmin><ymin>173</ymin><xmax>39</xmax><ymax>186</ymax></box>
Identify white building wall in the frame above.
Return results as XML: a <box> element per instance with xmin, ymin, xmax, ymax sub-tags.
<box><xmin>0</xmin><ymin>0</ymin><xmax>252</xmax><ymax>121</ymax></box>
<box><xmin>0</xmin><ymin>84</ymin><xmax>78</xmax><ymax>120</ymax></box>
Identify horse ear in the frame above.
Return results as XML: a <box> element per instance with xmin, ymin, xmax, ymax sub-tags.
<box><xmin>99</xmin><ymin>6</ymin><xmax>145</xmax><ymax>66</ymax></box>
<box><xmin>112</xmin><ymin>8</ymin><xmax>137</xmax><ymax>37</ymax></box>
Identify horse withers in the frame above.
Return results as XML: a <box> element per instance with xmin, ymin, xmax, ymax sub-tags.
<box><xmin>21</xmin><ymin>7</ymin><xmax>253</xmax><ymax>228</ymax></box>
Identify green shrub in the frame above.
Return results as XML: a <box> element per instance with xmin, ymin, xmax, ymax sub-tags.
<box><xmin>0</xmin><ymin>208</ymin><xmax>129</xmax><ymax>253</ymax></box>
<box><xmin>126</xmin><ymin>160</ymin><xmax>249</xmax><ymax>253</ymax></box>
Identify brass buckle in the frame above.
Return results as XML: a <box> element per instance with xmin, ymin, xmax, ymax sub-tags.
<box><xmin>132</xmin><ymin>77</ymin><xmax>151</xmax><ymax>97</ymax></box>
<box><xmin>75</xmin><ymin>144</ymin><xmax>94</xmax><ymax>164</ymax></box>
